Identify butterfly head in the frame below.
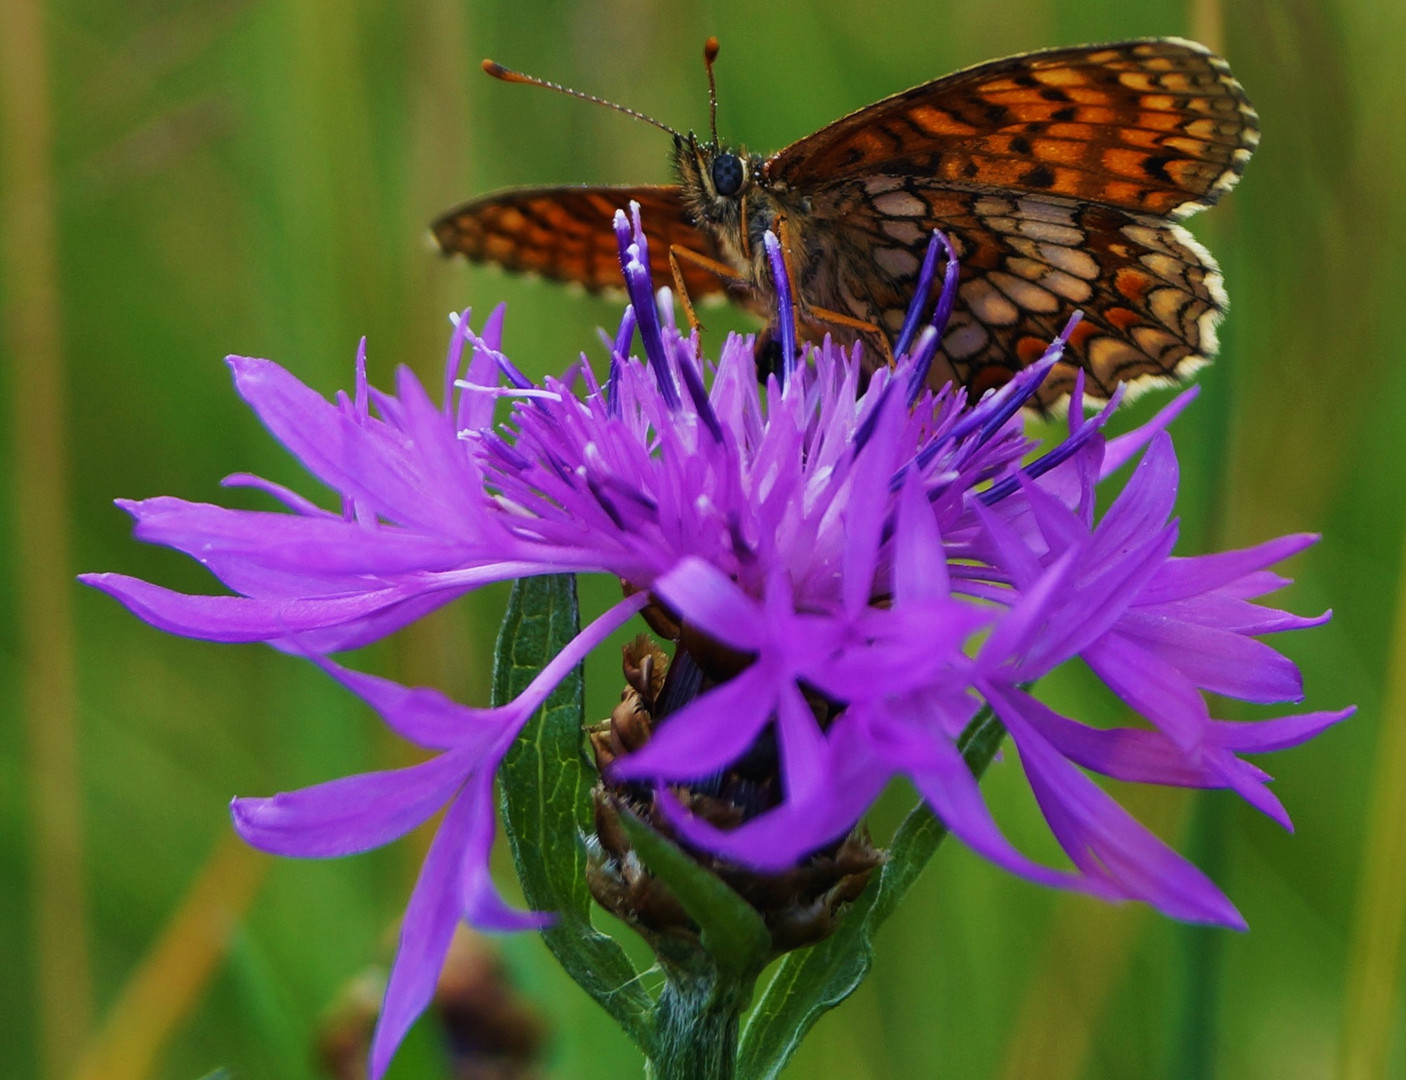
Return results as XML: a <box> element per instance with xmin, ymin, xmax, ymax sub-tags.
<box><xmin>675</xmin><ymin>133</ymin><xmax>762</xmax><ymax>230</ymax></box>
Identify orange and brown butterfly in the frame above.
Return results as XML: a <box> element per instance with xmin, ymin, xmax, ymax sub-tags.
<box><xmin>432</xmin><ymin>37</ymin><xmax>1257</xmax><ymax>411</ymax></box>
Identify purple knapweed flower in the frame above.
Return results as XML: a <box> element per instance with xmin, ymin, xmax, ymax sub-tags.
<box><xmin>84</xmin><ymin>203</ymin><xmax>1348</xmax><ymax>1077</ymax></box>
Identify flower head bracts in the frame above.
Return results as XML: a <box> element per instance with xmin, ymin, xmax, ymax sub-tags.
<box><xmin>85</xmin><ymin>205</ymin><xmax>1348</xmax><ymax>1078</ymax></box>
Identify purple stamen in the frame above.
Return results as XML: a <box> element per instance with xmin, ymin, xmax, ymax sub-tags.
<box><xmin>975</xmin><ymin>312</ymin><xmax>1083</xmax><ymax>442</ymax></box>
<box><xmin>613</xmin><ymin>208</ymin><xmax>633</xmax><ymax>272</ymax></box>
<box><xmin>676</xmin><ymin>343</ymin><xmax>724</xmax><ymax>443</ymax></box>
<box><xmin>614</xmin><ymin>303</ymin><xmax>637</xmax><ymax>362</ymax></box>
<box><xmin>473</xmin><ymin>428</ymin><xmax>532</xmax><ymax>472</ymax></box>
<box><xmin>851</xmin><ymin>380</ymin><xmax>896</xmax><ymax>454</ymax></box>
<box><xmin>606</xmin><ymin>304</ymin><xmax>636</xmax><ymax>418</ymax></box>
<box><xmin>763</xmin><ymin>231</ymin><xmax>797</xmax><ymax>388</ymax></box>
<box><xmin>893</xmin><ymin>231</ymin><xmax>942</xmax><ymax>360</ymax></box>
<box><xmin>979</xmin><ymin>406</ymin><xmax>1106</xmax><ymax>505</ymax></box>
<box><xmin>906</xmin><ymin>234</ymin><xmax>961</xmax><ymax>403</ymax></box>
<box><xmin>616</xmin><ymin>205</ymin><xmax>680</xmax><ymax>409</ymax></box>
<box><xmin>442</xmin><ymin>311</ymin><xmax>471</xmax><ymax>416</ymax></box>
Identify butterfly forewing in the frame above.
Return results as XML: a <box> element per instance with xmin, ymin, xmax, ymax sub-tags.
<box><xmin>433</xmin><ymin>185</ymin><xmax>731</xmax><ymax>298</ymax></box>
<box><xmin>766</xmin><ymin>38</ymin><xmax>1257</xmax><ymax>218</ymax></box>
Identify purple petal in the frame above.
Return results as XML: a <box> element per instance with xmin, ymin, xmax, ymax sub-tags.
<box><xmin>458</xmin><ymin>767</ymin><xmax>551</xmax><ymax>931</ymax></box>
<box><xmin>80</xmin><ymin>571</ymin><xmax>473</xmax><ymax>645</ymax></box>
<box><xmin>231</xmin><ymin>747</ymin><xmax>473</xmax><ymax>858</ymax></box>
<box><xmin>1083</xmin><ymin>635</ymin><xmax>1210</xmax><ymax>748</ymax></box>
<box><xmin>990</xmin><ymin>684</ymin><xmax>1244</xmax><ymax>927</ymax></box>
<box><xmin>654</xmin><ymin>720</ymin><xmax>888</xmax><ymax>870</ymax></box>
<box><xmin>1114</xmin><ymin>612</ymin><xmax>1305</xmax><ymax>704</ymax></box>
<box><xmin>842</xmin><ymin>390</ymin><xmax>904</xmax><ymax>617</ymax></box>
<box><xmin>122</xmin><ymin>497</ymin><xmax>481</xmax><ymax>584</ymax></box>
<box><xmin>221</xmin><ymin>472</ymin><xmax>335</xmax><ymax>517</ymax></box>
<box><xmin>1139</xmin><ymin>534</ymin><xmax>1318</xmax><ymax>605</ymax></box>
<box><xmin>775</xmin><ymin>681</ymin><xmax>829</xmax><ymax>805</ymax></box>
<box><xmin>610</xmin><ymin>664</ymin><xmax>779</xmax><ymax>781</ymax></box>
<box><xmin>977</xmin><ymin>549</ymin><xmax>1081</xmax><ymax>671</ymax></box>
<box><xmin>996</xmin><ymin>686</ymin><xmax>1291</xmax><ymax>827</ymax></box>
<box><xmin>307</xmin><ymin>654</ymin><xmax>512</xmax><ymax>751</ymax></box>
<box><xmin>1100</xmin><ymin>386</ymin><xmax>1198</xmax><ymax>476</ymax></box>
<box><xmin>1142</xmin><ymin>592</ymin><xmax>1328</xmax><ymax>636</ymax></box>
<box><xmin>1086</xmin><ymin>432</ymin><xmax>1178</xmax><ymax>563</ymax></box>
<box><xmin>1209</xmin><ymin>708</ymin><xmax>1354</xmax><ymax>753</ymax></box>
<box><xmin>890</xmin><ymin>710</ymin><xmax>1095</xmax><ymax>894</ymax></box>
<box><xmin>369</xmin><ymin>784</ymin><xmax>475</xmax><ymax>1080</ymax></box>
<box><xmin>651</xmin><ymin>556</ymin><xmax>768</xmax><ymax>652</ymax></box>
<box><xmin>893</xmin><ymin>467</ymin><xmax>948</xmax><ymax>602</ymax></box>
<box><xmin>1009</xmin><ymin>688</ymin><xmax>1218</xmax><ymax>786</ymax></box>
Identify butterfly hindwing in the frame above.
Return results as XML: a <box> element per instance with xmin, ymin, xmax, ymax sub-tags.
<box><xmin>812</xmin><ymin>178</ymin><xmax>1225</xmax><ymax>407</ymax></box>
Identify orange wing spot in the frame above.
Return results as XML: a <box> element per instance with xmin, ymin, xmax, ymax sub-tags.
<box><xmin>1115</xmin><ymin>267</ymin><xmax>1153</xmax><ymax>301</ymax></box>
<box><xmin>1166</xmin><ymin>159</ymin><xmax>1211</xmax><ymax>187</ymax></box>
<box><xmin>1162</xmin><ymin>135</ymin><xmax>1212</xmax><ymax>156</ymax></box>
<box><xmin>1046</xmin><ymin>122</ymin><xmax>1099</xmax><ymax>141</ymax></box>
<box><xmin>1105</xmin><ymin>305</ymin><xmax>1143</xmax><ymax>331</ymax></box>
<box><xmin>853</xmin><ymin>129</ymin><xmax>888</xmax><ymax>157</ymax></box>
<box><xmin>1154</xmin><ymin>72</ymin><xmax>1197</xmax><ymax>91</ymax></box>
<box><xmin>496</xmin><ymin>206</ymin><xmax>528</xmax><ymax>231</ymax></box>
<box><xmin>1117</xmin><ymin>128</ymin><xmax>1167</xmax><ymax>150</ymax></box>
<box><xmin>1067</xmin><ymin>87</ymin><xmax>1116</xmax><ymax>106</ymax></box>
<box><xmin>1116</xmin><ymin>72</ymin><xmax>1159</xmax><ymax>92</ymax></box>
<box><xmin>1185</xmin><ymin>117</ymin><xmax>1230</xmax><ymax>138</ymax></box>
<box><xmin>1066</xmin><ymin>318</ymin><xmax>1102</xmax><ymax>352</ymax></box>
<box><xmin>1102</xmin><ymin>180</ymin><xmax>1147</xmax><ymax>205</ymax></box>
<box><xmin>1140</xmin><ymin>55</ymin><xmax>1181</xmax><ymax>72</ymax></box>
<box><xmin>962</xmin><ymin>157</ymin><xmax>1025</xmax><ymax>187</ymax></box>
<box><xmin>1138</xmin><ymin>190</ymin><xmax>1187</xmax><ymax>214</ymax></box>
<box><xmin>1071</xmin><ymin>106</ymin><xmax>1118</xmax><ymax>124</ymax></box>
<box><xmin>1137</xmin><ymin>111</ymin><xmax>1183</xmax><ymax>132</ymax></box>
<box><xmin>967</xmin><ymin>365</ymin><xmax>1014</xmax><ymax>399</ymax></box>
<box><xmin>1101</xmin><ymin>146</ymin><xmax>1156</xmax><ymax>178</ymax></box>
<box><xmin>585</xmin><ymin>194</ymin><xmax>619</xmax><ymax>218</ymax></box>
<box><xmin>1032</xmin><ymin>138</ymin><xmax>1090</xmax><ymax>166</ymax></box>
<box><xmin>908</xmin><ymin>104</ymin><xmax>977</xmax><ymax>136</ymax></box>
<box><xmin>1140</xmin><ymin>94</ymin><xmax>1178</xmax><ymax>111</ymax></box>
<box><xmin>485</xmin><ymin>233</ymin><xmax>516</xmax><ymax>260</ymax></box>
<box><xmin>1033</xmin><ymin>67</ymin><xmax>1087</xmax><ymax>87</ymax></box>
<box><xmin>1016</xmin><ymin>335</ymin><xmax>1051</xmax><ymax>364</ymax></box>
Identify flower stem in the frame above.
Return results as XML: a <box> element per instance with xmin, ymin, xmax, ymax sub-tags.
<box><xmin>647</xmin><ymin>970</ymin><xmax>744</xmax><ymax>1080</ymax></box>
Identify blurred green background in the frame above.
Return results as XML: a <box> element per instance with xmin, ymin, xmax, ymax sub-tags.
<box><xmin>2</xmin><ymin>0</ymin><xmax>1403</xmax><ymax>1077</ymax></box>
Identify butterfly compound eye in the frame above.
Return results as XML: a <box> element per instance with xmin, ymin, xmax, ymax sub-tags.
<box><xmin>711</xmin><ymin>152</ymin><xmax>744</xmax><ymax>197</ymax></box>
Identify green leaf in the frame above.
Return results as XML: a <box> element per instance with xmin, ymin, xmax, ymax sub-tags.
<box><xmin>618</xmin><ymin>808</ymin><xmax>772</xmax><ymax>994</ymax></box>
<box><xmin>494</xmin><ymin>574</ymin><xmax>655</xmax><ymax>1053</ymax></box>
<box><xmin>735</xmin><ymin>709</ymin><xmax>1006</xmax><ymax>1080</ymax></box>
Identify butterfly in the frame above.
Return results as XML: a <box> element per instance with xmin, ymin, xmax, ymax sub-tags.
<box><xmin>432</xmin><ymin>37</ymin><xmax>1257</xmax><ymax>410</ymax></box>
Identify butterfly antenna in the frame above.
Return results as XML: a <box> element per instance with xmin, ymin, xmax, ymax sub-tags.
<box><xmin>481</xmin><ymin>60</ymin><xmax>683</xmax><ymax>139</ymax></box>
<box><xmin>704</xmin><ymin>37</ymin><xmax>721</xmax><ymax>146</ymax></box>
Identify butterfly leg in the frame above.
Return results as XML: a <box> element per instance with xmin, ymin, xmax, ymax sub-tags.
<box><xmin>772</xmin><ymin>214</ymin><xmax>895</xmax><ymax>369</ymax></box>
<box><xmin>803</xmin><ymin>305</ymin><xmax>897</xmax><ymax>368</ymax></box>
<box><xmin>668</xmin><ymin>244</ymin><xmax>749</xmax><ymax>345</ymax></box>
